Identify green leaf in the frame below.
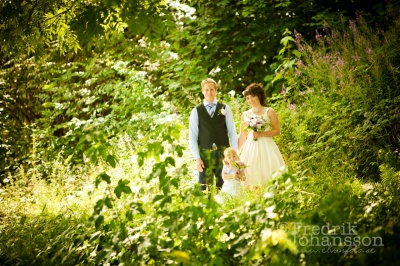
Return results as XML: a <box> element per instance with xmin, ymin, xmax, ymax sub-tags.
<box><xmin>121</xmin><ymin>185</ymin><xmax>132</xmax><ymax>194</ymax></box>
<box><xmin>98</xmin><ymin>145</ymin><xmax>108</xmax><ymax>160</ymax></box>
<box><xmin>283</xmin><ymin>59</ymin><xmax>296</xmax><ymax>69</ymax></box>
<box><xmin>292</xmin><ymin>49</ymin><xmax>302</xmax><ymax>58</ymax></box>
<box><xmin>160</xmin><ymin>195</ymin><xmax>172</xmax><ymax>208</ymax></box>
<box><xmin>42</xmin><ymin>102</ymin><xmax>54</xmax><ymax>108</ymax></box>
<box><xmin>280</xmin><ymin>36</ymin><xmax>294</xmax><ymax>46</ymax></box>
<box><xmin>126</xmin><ymin>210</ymin><xmax>133</xmax><ymax>221</ymax></box>
<box><xmin>86</xmin><ymin>146</ymin><xmax>97</xmax><ymax>163</ymax></box>
<box><xmin>99</xmin><ymin>173</ymin><xmax>111</xmax><ymax>184</ymax></box>
<box><xmin>114</xmin><ymin>186</ymin><xmax>122</xmax><ymax>199</ymax></box>
<box><xmin>105</xmin><ymin>197</ymin><xmax>113</xmax><ymax>209</ymax></box>
<box><xmin>95</xmin><ymin>215</ymin><xmax>104</xmax><ymax>230</ymax></box>
<box><xmin>153</xmin><ymin>194</ymin><xmax>164</xmax><ymax>203</ymax></box>
<box><xmin>94</xmin><ymin>199</ymin><xmax>105</xmax><ymax>214</ymax></box>
<box><xmin>170</xmin><ymin>177</ymin><xmax>179</xmax><ymax>189</ymax></box>
<box><xmin>95</xmin><ymin>250</ymin><xmax>108</xmax><ymax>264</ymax></box>
<box><xmin>118</xmin><ymin>224</ymin><xmax>128</xmax><ymax>240</ymax></box>
<box><xmin>138</xmin><ymin>152</ymin><xmax>145</xmax><ymax>167</ymax></box>
<box><xmin>162</xmin><ymin>183</ymin><xmax>170</xmax><ymax>195</ymax></box>
<box><xmin>163</xmin><ymin>250</ymin><xmax>191</xmax><ymax>264</ymax></box>
<box><xmin>114</xmin><ymin>179</ymin><xmax>132</xmax><ymax>198</ymax></box>
<box><xmin>164</xmin><ymin>156</ymin><xmax>175</xmax><ymax>166</ymax></box>
<box><xmin>106</xmin><ymin>154</ymin><xmax>117</xmax><ymax>168</ymax></box>
<box><xmin>175</xmin><ymin>145</ymin><xmax>183</xmax><ymax>157</ymax></box>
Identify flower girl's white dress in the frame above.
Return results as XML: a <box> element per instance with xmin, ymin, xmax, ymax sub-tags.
<box><xmin>240</xmin><ymin>108</ymin><xmax>287</xmax><ymax>187</ymax></box>
<box><xmin>214</xmin><ymin>165</ymin><xmax>243</xmax><ymax>204</ymax></box>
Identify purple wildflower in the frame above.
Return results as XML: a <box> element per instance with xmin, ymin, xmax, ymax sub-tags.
<box><xmin>288</xmin><ymin>104</ymin><xmax>296</xmax><ymax>111</ymax></box>
<box><xmin>280</xmin><ymin>88</ymin><xmax>287</xmax><ymax>94</ymax></box>
<box><xmin>366</xmin><ymin>47</ymin><xmax>372</xmax><ymax>54</ymax></box>
<box><xmin>295</xmin><ymin>32</ymin><xmax>302</xmax><ymax>44</ymax></box>
<box><xmin>351</xmin><ymin>55</ymin><xmax>361</xmax><ymax>61</ymax></box>
<box><xmin>323</xmin><ymin>22</ymin><xmax>330</xmax><ymax>33</ymax></box>
<box><xmin>336</xmin><ymin>59</ymin><xmax>344</xmax><ymax>66</ymax></box>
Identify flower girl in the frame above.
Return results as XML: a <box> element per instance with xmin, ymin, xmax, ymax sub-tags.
<box><xmin>215</xmin><ymin>148</ymin><xmax>246</xmax><ymax>203</ymax></box>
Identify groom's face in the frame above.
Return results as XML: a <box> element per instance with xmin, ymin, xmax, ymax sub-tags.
<box><xmin>202</xmin><ymin>83</ymin><xmax>217</xmax><ymax>103</ymax></box>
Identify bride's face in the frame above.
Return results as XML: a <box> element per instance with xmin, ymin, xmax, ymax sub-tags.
<box><xmin>245</xmin><ymin>94</ymin><xmax>260</xmax><ymax>107</ymax></box>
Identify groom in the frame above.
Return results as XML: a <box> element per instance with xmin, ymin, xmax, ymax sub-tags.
<box><xmin>189</xmin><ymin>78</ymin><xmax>238</xmax><ymax>191</ymax></box>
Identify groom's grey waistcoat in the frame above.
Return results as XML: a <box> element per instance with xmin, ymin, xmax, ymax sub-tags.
<box><xmin>197</xmin><ymin>102</ymin><xmax>229</xmax><ymax>149</ymax></box>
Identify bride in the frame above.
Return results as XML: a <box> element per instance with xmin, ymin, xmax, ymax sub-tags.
<box><xmin>238</xmin><ymin>83</ymin><xmax>287</xmax><ymax>188</ymax></box>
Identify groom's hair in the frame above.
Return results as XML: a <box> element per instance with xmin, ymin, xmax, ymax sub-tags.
<box><xmin>243</xmin><ymin>83</ymin><xmax>267</xmax><ymax>106</ymax></box>
<box><xmin>201</xmin><ymin>78</ymin><xmax>218</xmax><ymax>90</ymax></box>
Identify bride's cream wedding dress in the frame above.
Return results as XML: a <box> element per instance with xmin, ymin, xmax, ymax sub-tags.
<box><xmin>240</xmin><ymin>108</ymin><xmax>287</xmax><ymax>187</ymax></box>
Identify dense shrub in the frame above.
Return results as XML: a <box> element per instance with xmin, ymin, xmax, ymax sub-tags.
<box><xmin>276</xmin><ymin>16</ymin><xmax>400</xmax><ymax>180</ymax></box>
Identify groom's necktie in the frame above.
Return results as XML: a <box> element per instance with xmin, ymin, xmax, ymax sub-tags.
<box><xmin>207</xmin><ymin>104</ymin><xmax>214</xmax><ymax>117</ymax></box>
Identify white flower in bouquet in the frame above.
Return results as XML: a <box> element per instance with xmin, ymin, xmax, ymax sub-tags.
<box><xmin>244</xmin><ymin>114</ymin><xmax>270</xmax><ymax>141</ymax></box>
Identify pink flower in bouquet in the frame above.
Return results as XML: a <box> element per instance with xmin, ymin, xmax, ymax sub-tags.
<box><xmin>244</xmin><ymin>114</ymin><xmax>270</xmax><ymax>140</ymax></box>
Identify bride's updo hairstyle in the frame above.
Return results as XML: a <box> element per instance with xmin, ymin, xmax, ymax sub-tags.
<box><xmin>243</xmin><ymin>83</ymin><xmax>267</xmax><ymax>107</ymax></box>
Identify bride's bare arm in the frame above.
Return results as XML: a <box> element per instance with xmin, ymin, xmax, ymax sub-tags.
<box><xmin>238</xmin><ymin>113</ymin><xmax>248</xmax><ymax>150</ymax></box>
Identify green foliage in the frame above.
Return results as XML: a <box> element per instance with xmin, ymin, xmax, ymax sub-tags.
<box><xmin>1</xmin><ymin>1</ymin><xmax>400</xmax><ymax>265</ymax></box>
<box><xmin>0</xmin><ymin>34</ymin><xmax>176</xmax><ymax>179</ymax></box>
<box><xmin>81</xmin><ymin>136</ymin><xmax>300</xmax><ymax>265</ymax></box>
<box><xmin>0</xmin><ymin>0</ymin><xmax>176</xmax><ymax>58</ymax></box>
<box><xmin>0</xmin><ymin>214</ymin><xmax>95</xmax><ymax>266</ymax></box>
<box><xmin>275</xmin><ymin>15</ymin><xmax>400</xmax><ymax>180</ymax></box>
<box><xmin>0</xmin><ymin>0</ymin><xmax>79</xmax><ymax>56</ymax></box>
<box><xmin>151</xmin><ymin>0</ymin><xmax>397</xmax><ymax>107</ymax></box>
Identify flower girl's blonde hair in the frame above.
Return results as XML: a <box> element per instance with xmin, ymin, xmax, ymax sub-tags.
<box><xmin>223</xmin><ymin>147</ymin><xmax>239</xmax><ymax>165</ymax></box>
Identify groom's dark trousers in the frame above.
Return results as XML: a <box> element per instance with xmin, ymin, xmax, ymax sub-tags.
<box><xmin>199</xmin><ymin>148</ymin><xmax>224</xmax><ymax>191</ymax></box>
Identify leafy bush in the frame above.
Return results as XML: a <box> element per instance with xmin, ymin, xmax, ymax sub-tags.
<box><xmin>276</xmin><ymin>16</ymin><xmax>400</xmax><ymax>180</ymax></box>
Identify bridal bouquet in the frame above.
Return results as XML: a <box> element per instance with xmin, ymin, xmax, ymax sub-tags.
<box><xmin>244</xmin><ymin>114</ymin><xmax>270</xmax><ymax>141</ymax></box>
